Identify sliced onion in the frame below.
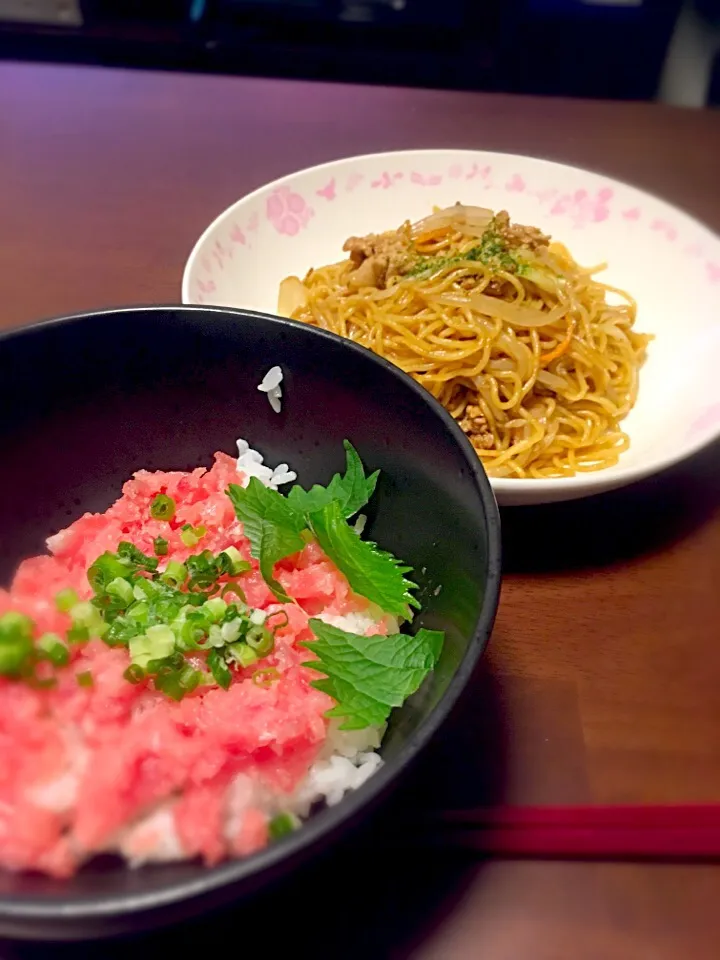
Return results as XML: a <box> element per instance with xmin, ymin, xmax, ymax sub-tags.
<box><xmin>411</xmin><ymin>204</ymin><xmax>494</xmax><ymax>236</ymax></box>
<box><xmin>536</xmin><ymin>369</ymin><xmax>569</xmax><ymax>391</ymax></box>
<box><xmin>430</xmin><ymin>291</ymin><xmax>567</xmax><ymax>329</ymax></box>
<box><xmin>468</xmin><ymin>293</ymin><xmax>567</xmax><ymax>328</ymax></box>
<box><xmin>278</xmin><ymin>276</ymin><xmax>308</xmax><ymax>317</ymax></box>
<box><xmin>487</xmin><ymin>358</ymin><xmax>515</xmax><ymax>372</ymax></box>
<box><xmin>523</xmin><ymin>266</ymin><xmax>566</xmax><ymax>296</ymax></box>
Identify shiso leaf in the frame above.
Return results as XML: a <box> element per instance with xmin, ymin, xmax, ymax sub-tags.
<box><xmin>303</xmin><ymin>619</ymin><xmax>444</xmax><ymax>730</ymax></box>
<box><xmin>287</xmin><ymin>440</ymin><xmax>378</xmax><ymax>519</ymax></box>
<box><xmin>308</xmin><ymin>500</ymin><xmax>419</xmax><ymax>618</ymax></box>
<box><xmin>228</xmin><ymin>442</ymin><xmax>419</xmax><ymax>617</ymax></box>
<box><xmin>226</xmin><ymin>478</ymin><xmax>306</xmax><ymax>602</ymax></box>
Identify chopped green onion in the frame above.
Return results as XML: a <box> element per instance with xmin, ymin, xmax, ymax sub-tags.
<box><xmin>126</xmin><ymin>601</ymin><xmax>149</xmax><ymax>624</ymax></box>
<box><xmin>55</xmin><ymin>588</ymin><xmax>80</xmax><ymax>613</ymax></box>
<box><xmin>246</xmin><ymin>627</ymin><xmax>274</xmax><ymax>658</ymax></box>
<box><xmin>0</xmin><ymin>612</ymin><xmax>34</xmax><ymax>676</ymax></box>
<box><xmin>123</xmin><ymin>663</ymin><xmax>145</xmax><ymax>684</ymax></box>
<box><xmin>178</xmin><ymin>618</ymin><xmax>208</xmax><ymax>651</ymax></box>
<box><xmin>221</xmin><ymin>582</ymin><xmax>247</xmax><ymax>603</ymax></box>
<box><xmin>66</xmin><ymin>624</ymin><xmax>90</xmax><ymax>645</ymax></box>
<box><xmin>207</xmin><ymin>648</ymin><xmax>233</xmax><ymax>690</ymax></box>
<box><xmin>146</xmin><ymin>623</ymin><xmax>176</xmax><ymax>652</ymax></box>
<box><xmin>269</xmin><ymin>812</ymin><xmax>300</xmax><ymax>841</ymax></box>
<box><xmin>87</xmin><ymin>552</ymin><xmax>132</xmax><ymax>592</ymax></box>
<box><xmin>132</xmin><ymin>579</ymin><xmax>154</xmax><ymax>601</ymax></box>
<box><xmin>222</xmin><ymin>602</ymin><xmax>243</xmax><ymax>621</ymax></box>
<box><xmin>182</xmin><ymin>592</ymin><xmax>206</xmax><ymax>608</ymax></box>
<box><xmin>153</xmin><ymin>536</ymin><xmax>169</xmax><ymax>557</ymax></box>
<box><xmin>117</xmin><ymin>541</ymin><xmax>159</xmax><ymax>572</ymax></box>
<box><xmin>146</xmin><ymin>651</ymin><xmax>184</xmax><ymax>674</ymax></box>
<box><xmin>188</xmin><ymin>578</ymin><xmax>215</xmax><ymax>594</ymax></box>
<box><xmin>76</xmin><ymin>670</ymin><xmax>94</xmax><ymax>688</ymax></box>
<box><xmin>220</xmin><ymin>619</ymin><xmax>243</xmax><ymax>644</ymax></box>
<box><xmin>161</xmin><ymin>561</ymin><xmax>187</xmax><ymax>588</ymax></box>
<box><xmin>180</xmin><ymin>524</ymin><xmax>205</xmax><ymax>548</ymax></box>
<box><xmin>227</xmin><ymin>642</ymin><xmax>258</xmax><ymax>669</ymax></box>
<box><xmin>202</xmin><ymin>597</ymin><xmax>227</xmax><ymax>623</ymax></box>
<box><xmin>252</xmin><ymin>666</ymin><xmax>280</xmax><ymax>688</ymax></box>
<box><xmin>249</xmin><ymin>608</ymin><xmax>267</xmax><ymax>626</ymax></box>
<box><xmin>0</xmin><ymin>611</ymin><xmax>33</xmax><ymax>639</ymax></box>
<box><xmin>185</xmin><ymin>550</ymin><xmax>219</xmax><ymax>590</ymax></box>
<box><xmin>153</xmin><ymin>666</ymin><xmax>184</xmax><ymax>701</ymax></box>
<box><xmin>178</xmin><ymin>664</ymin><xmax>202</xmax><ymax>694</ymax></box>
<box><xmin>129</xmin><ymin>625</ymin><xmax>175</xmax><ymax>669</ymax></box>
<box><xmin>186</xmin><ymin>550</ymin><xmax>214</xmax><ymax>574</ymax></box>
<box><xmin>106</xmin><ymin>617</ymin><xmax>137</xmax><ymax>647</ymax></box>
<box><xmin>267</xmin><ymin>609</ymin><xmax>289</xmax><ymax>632</ymax></box>
<box><xmin>154</xmin><ymin>663</ymin><xmax>202</xmax><ymax>701</ymax></box>
<box><xmin>69</xmin><ymin>601</ymin><xmax>107</xmax><ymax>638</ymax></box>
<box><xmin>150</xmin><ymin>494</ymin><xmax>176</xmax><ymax>522</ymax></box>
<box><xmin>106</xmin><ymin>577</ymin><xmax>134</xmax><ymax>606</ymax></box>
<box><xmin>37</xmin><ymin>632</ymin><xmax>70</xmax><ymax>667</ymax></box>
<box><xmin>185</xmin><ymin>609</ymin><xmax>212</xmax><ymax>633</ymax></box>
<box><xmin>218</xmin><ymin>547</ymin><xmax>252</xmax><ymax>576</ymax></box>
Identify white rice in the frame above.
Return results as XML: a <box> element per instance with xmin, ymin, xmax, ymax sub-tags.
<box><xmin>236</xmin><ymin>438</ymin><xmax>297</xmax><ymax>489</ymax></box>
<box><xmin>257</xmin><ymin>365</ymin><xmax>283</xmax><ymax>414</ymax></box>
<box><xmin>120</xmin><ymin>722</ymin><xmax>383</xmax><ymax>867</ymax></box>
<box><xmin>115</xmin><ymin>440</ymin><xmax>385</xmax><ymax>867</ymax></box>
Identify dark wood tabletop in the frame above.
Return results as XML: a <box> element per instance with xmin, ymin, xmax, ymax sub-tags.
<box><xmin>2</xmin><ymin>61</ymin><xmax>720</xmax><ymax>958</ymax></box>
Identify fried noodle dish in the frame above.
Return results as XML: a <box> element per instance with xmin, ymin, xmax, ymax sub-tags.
<box><xmin>279</xmin><ymin>205</ymin><xmax>651</xmax><ymax>479</ymax></box>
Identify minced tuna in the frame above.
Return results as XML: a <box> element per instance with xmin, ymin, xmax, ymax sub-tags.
<box><xmin>0</xmin><ymin>444</ymin><xmax>389</xmax><ymax>877</ymax></box>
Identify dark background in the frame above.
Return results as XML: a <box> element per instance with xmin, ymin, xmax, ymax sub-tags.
<box><xmin>1</xmin><ymin>0</ymin><xmax>718</xmax><ymax>104</ymax></box>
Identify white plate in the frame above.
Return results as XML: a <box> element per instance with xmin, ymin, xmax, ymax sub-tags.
<box><xmin>182</xmin><ymin>150</ymin><xmax>720</xmax><ymax>506</ymax></box>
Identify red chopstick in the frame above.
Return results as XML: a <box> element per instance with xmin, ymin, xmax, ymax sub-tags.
<box><xmin>421</xmin><ymin>805</ymin><xmax>720</xmax><ymax>861</ymax></box>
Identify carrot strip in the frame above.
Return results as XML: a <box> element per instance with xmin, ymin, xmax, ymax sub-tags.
<box><xmin>541</xmin><ymin>320</ymin><xmax>575</xmax><ymax>367</ymax></box>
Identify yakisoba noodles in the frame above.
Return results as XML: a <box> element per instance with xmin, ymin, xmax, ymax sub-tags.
<box><xmin>278</xmin><ymin>204</ymin><xmax>651</xmax><ymax>479</ymax></box>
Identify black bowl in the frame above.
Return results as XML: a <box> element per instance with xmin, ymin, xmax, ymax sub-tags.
<box><xmin>0</xmin><ymin>306</ymin><xmax>501</xmax><ymax>939</ymax></box>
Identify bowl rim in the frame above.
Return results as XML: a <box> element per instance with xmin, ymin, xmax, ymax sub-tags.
<box><xmin>0</xmin><ymin>304</ymin><xmax>502</xmax><ymax>927</ymax></box>
<box><xmin>180</xmin><ymin>147</ymin><xmax>720</xmax><ymax>497</ymax></box>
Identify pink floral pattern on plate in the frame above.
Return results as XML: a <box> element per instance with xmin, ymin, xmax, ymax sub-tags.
<box><xmin>230</xmin><ymin>223</ymin><xmax>246</xmax><ymax>245</ymax></box>
<box><xmin>317</xmin><ymin>178</ymin><xmax>336</xmax><ymax>201</ymax></box>
<box><xmin>266</xmin><ymin>186</ymin><xmax>313</xmax><ymax>236</ymax></box>
<box><xmin>410</xmin><ymin>172</ymin><xmax>443</xmax><ymax>187</ymax></box>
<box><xmin>688</xmin><ymin>403</ymin><xmax>720</xmax><ymax>439</ymax></box>
<box><xmin>651</xmin><ymin>219</ymin><xmax>677</xmax><ymax>242</ymax></box>
<box><xmin>706</xmin><ymin>262</ymin><xmax>720</xmax><ymax>283</ymax></box>
<box><xmin>371</xmin><ymin>172</ymin><xmax>393</xmax><ymax>190</ymax></box>
<box><xmin>211</xmin><ymin>240</ymin><xmax>232</xmax><ymax>269</ymax></box>
<box><xmin>551</xmin><ymin>188</ymin><xmax>613</xmax><ymax>227</ymax></box>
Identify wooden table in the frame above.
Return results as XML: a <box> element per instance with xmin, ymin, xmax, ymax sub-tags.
<box><xmin>2</xmin><ymin>61</ymin><xmax>720</xmax><ymax>958</ymax></box>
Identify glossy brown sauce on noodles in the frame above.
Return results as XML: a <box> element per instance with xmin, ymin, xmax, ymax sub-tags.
<box><xmin>279</xmin><ymin>205</ymin><xmax>651</xmax><ymax>479</ymax></box>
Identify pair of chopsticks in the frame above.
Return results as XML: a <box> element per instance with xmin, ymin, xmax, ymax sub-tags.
<box><xmin>418</xmin><ymin>805</ymin><xmax>720</xmax><ymax>861</ymax></box>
